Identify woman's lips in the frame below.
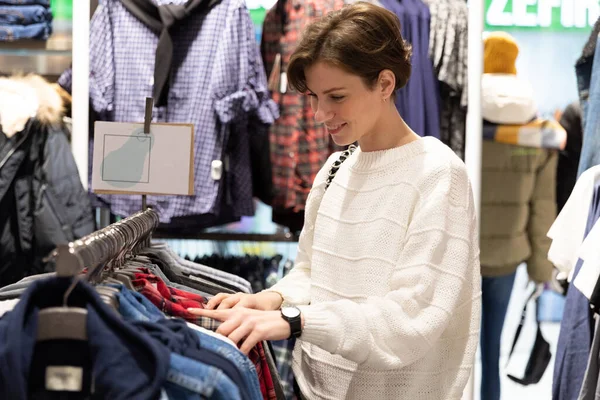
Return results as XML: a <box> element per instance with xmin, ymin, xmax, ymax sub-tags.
<box><xmin>326</xmin><ymin>123</ymin><xmax>347</xmax><ymax>135</ymax></box>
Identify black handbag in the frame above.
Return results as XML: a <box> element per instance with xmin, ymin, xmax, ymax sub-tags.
<box><xmin>325</xmin><ymin>145</ymin><xmax>356</xmax><ymax>190</ymax></box>
<box><xmin>505</xmin><ymin>288</ymin><xmax>552</xmax><ymax>385</ymax></box>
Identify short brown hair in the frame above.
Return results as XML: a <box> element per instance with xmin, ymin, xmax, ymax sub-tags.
<box><xmin>287</xmin><ymin>2</ymin><xmax>412</xmax><ymax>94</ymax></box>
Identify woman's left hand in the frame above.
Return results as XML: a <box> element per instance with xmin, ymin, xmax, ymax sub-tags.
<box><xmin>187</xmin><ymin>307</ymin><xmax>292</xmax><ymax>354</ymax></box>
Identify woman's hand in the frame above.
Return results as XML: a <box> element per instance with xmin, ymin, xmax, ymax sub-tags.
<box><xmin>206</xmin><ymin>291</ymin><xmax>284</xmax><ymax>311</ymax></box>
<box><xmin>188</xmin><ymin>307</ymin><xmax>295</xmax><ymax>354</ymax></box>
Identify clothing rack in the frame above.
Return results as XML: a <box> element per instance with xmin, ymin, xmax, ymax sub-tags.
<box><xmin>53</xmin><ymin>208</ymin><xmax>160</xmax><ymax>278</ymax></box>
<box><xmin>153</xmin><ymin>230</ymin><xmax>299</xmax><ymax>242</ymax></box>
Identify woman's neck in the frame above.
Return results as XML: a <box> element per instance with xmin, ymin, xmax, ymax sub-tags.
<box><xmin>358</xmin><ymin>105</ymin><xmax>419</xmax><ymax>152</ymax></box>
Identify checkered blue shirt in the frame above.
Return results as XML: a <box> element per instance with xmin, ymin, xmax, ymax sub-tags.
<box><xmin>60</xmin><ymin>0</ymin><xmax>277</xmax><ymax>222</ymax></box>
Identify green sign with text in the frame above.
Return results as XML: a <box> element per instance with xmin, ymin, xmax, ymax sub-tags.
<box><xmin>485</xmin><ymin>0</ymin><xmax>599</xmax><ymax>31</ymax></box>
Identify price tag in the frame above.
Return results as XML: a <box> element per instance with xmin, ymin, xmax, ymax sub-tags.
<box><xmin>280</xmin><ymin>72</ymin><xmax>288</xmax><ymax>94</ymax></box>
<box><xmin>92</xmin><ymin>121</ymin><xmax>194</xmax><ymax>196</ymax></box>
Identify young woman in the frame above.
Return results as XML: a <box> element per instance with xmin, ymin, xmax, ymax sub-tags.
<box><xmin>189</xmin><ymin>3</ymin><xmax>481</xmax><ymax>399</ymax></box>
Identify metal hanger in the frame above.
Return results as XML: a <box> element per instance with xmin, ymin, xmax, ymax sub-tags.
<box><xmin>114</xmin><ymin>273</ymin><xmax>135</xmax><ymax>290</ymax></box>
<box><xmin>95</xmin><ymin>286</ymin><xmax>120</xmax><ymax>311</ymax></box>
<box><xmin>36</xmin><ymin>247</ymin><xmax>88</xmax><ymax>342</ymax></box>
<box><xmin>103</xmin><ymin>277</ymin><xmax>123</xmax><ymax>286</ymax></box>
<box><xmin>36</xmin><ymin>209</ymin><xmax>160</xmax><ymax>342</ymax></box>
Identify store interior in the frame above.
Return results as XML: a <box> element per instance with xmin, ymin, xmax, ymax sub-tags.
<box><xmin>1</xmin><ymin>0</ymin><xmax>599</xmax><ymax>399</ymax></box>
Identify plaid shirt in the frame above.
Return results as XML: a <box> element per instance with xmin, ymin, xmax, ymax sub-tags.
<box><xmin>255</xmin><ymin>341</ymin><xmax>277</xmax><ymax>400</ymax></box>
<box><xmin>261</xmin><ymin>0</ymin><xmax>344</xmax><ymax>212</ymax></box>
<box><xmin>59</xmin><ymin>0</ymin><xmax>277</xmax><ymax>223</ymax></box>
<box><xmin>271</xmin><ymin>338</ymin><xmax>296</xmax><ymax>400</ymax></box>
<box><xmin>134</xmin><ymin>277</ymin><xmax>223</xmax><ymax>331</ymax></box>
<box><xmin>134</xmin><ymin>271</ymin><xmax>208</xmax><ymax>308</ymax></box>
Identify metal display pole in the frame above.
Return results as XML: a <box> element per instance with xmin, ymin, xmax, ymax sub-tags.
<box><xmin>466</xmin><ymin>0</ymin><xmax>483</xmax><ymax>221</ymax></box>
<box><xmin>71</xmin><ymin>1</ymin><xmax>91</xmax><ymax>189</ymax></box>
<box><xmin>142</xmin><ymin>97</ymin><xmax>154</xmax><ymax>211</ymax></box>
<box><xmin>463</xmin><ymin>0</ymin><xmax>485</xmax><ymax>399</ymax></box>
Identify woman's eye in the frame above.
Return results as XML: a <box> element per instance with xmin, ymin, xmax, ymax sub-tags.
<box><xmin>331</xmin><ymin>95</ymin><xmax>345</xmax><ymax>101</ymax></box>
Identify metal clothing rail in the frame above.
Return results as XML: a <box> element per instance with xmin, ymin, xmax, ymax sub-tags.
<box><xmin>153</xmin><ymin>230</ymin><xmax>299</xmax><ymax>243</ymax></box>
<box><xmin>37</xmin><ymin>207</ymin><xmax>159</xmax><ymax>342</ymax></box>
<box><xmin>53</xmin><ymin>208</ymin><xmax>160</xmax><ymax>277</ymax></box>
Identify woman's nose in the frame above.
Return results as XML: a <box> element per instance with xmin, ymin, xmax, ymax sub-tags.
<box><xmin>314</xmin><ymin>106</ymin><xmax>334</xmax><ymax>124</ymax></box>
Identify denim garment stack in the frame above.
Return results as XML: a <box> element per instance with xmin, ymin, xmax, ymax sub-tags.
<box><xmin>576</xmin><ymin>19</ymin><xmax>600</xmax><ymax>177</ymax></box>
<box><xmin>0</xmin><ymin>0</ymin><xmax>52</xmax><ymax>41</ymax></box>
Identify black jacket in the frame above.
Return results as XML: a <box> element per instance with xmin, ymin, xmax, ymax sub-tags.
<box><xmin>0</xmin><ymin>115</ymin><xmax>94</xmax><ymax>287</ymax></box>
<box><xmin>557</xmin><ymin>102</ymin><xmax>583</xmax><ymax>213</ymax></box>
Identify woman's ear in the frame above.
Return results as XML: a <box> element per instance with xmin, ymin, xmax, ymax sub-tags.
<box><xmin>378</xmin><ymin>69</ymin><xmax>396</xmax><ymax>101</ymax></box>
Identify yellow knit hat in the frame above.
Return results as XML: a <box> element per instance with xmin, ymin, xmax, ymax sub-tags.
<box><xmin>483</xmin><ymin>31</ymin><xmax>519</xmax><ymax>75</ymax></box>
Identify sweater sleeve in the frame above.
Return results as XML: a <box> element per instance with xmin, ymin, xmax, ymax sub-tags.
<box><xmin>264</xmin><ymin>153</ymin><xmax>341</xmax><ymax>305</ymax></box>
<box><xmin>526</xmin><ymin>150</ymin><xmax>558</xmax><ymax>283</ymax></box>
<box><xmin>297</xmin><ymin>162</ymin><xmax>480</xmax><ymax>370</ymax></box>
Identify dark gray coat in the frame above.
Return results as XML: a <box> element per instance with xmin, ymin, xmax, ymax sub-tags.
<box><xmin>0</xmin><ymin>118</ymin><xmax>94</xmax><ymax>287</ymax></box>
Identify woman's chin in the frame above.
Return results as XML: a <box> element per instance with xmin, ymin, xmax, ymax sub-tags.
<box><xmin>330</xmin><ymin>134</ymin><xmax>354</xmax><ymax>147</ymax></box>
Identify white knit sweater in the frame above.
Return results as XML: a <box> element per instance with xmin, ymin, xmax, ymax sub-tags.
<box><xmin>267</xmin><ymin>137</ymin><xmax>481</xmax><ymax>400</ymax></box>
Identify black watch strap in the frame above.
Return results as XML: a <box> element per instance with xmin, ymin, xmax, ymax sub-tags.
<box><xmin>288</xmin><ymin>315</ymin><xmax>302</xmax><ymax>339</ymax></box>
<box><xmin>281</xmin><ymin>307</ymin><xmax>302</xmax><ymax>339</ymax></box>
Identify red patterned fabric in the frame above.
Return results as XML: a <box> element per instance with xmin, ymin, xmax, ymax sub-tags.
<box><xmin>261</xmin><ymin>0</ymin><xmax>345</xmax><ymax>212</ymax></box>
<box><xmin>254</xmin><ymin>342</ymin><xmax>276</xmax><ymax>399</ymax></box>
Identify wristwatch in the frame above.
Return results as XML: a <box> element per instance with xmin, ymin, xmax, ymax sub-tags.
<box><xmin>281</xmin><ymin>306</ymin><xmax>302</xmax><ymax>339</ymax></box>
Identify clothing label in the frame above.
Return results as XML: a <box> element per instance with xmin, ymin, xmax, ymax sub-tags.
<box><xmin>46</xmin><ymin>366</ymin><xmax>83</xmax><ymax>392</ymax></box>
<box><xmin>280</xmin><ymin>72</ymin><xmax>288</xmax><ymax>94</ymax></box>
<box><xmin>211</xmin><ymin>160</ymin><xmax>223</xmax><ymax>180</ymax></box>
<box><xmin>92</xmin><ymin>121</ymin><xmax>195</xmax><ymax>196</ymax></box>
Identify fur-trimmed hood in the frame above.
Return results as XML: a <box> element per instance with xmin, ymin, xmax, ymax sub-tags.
<box><xmin>0</xmin><ymin>74</ymin><xmax>66</xmax><ymax>138</ymax></box>
<box><xmin>482</xmin><ymin>73</ymin><xmax>537</xmax><ymax>125</ymax></box>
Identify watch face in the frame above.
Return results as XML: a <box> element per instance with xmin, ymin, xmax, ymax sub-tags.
<box><xmin>281</xmin><ymin>306</ymin><xmax>300</xmax><ymax>319</ymax></box>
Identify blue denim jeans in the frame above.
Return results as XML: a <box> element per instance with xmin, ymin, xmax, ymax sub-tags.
<box><xmin>191</xmin><ymin>328</ymin><xmax>263</xmax><ymax>400</ymax></box>
<box><xmin>0</xmin><ymin>0</ymin><xmax>49</xmax><ymax>5</ymax></box>
<box><xmin>480</xmin><ymin>271</ymin><xmax>517</xmax><ymax>400</ymax></box>
<box><xmin>117</xmin><ymin>287</ymin><xmax>262</xmax><ymax>400</ymax></box>
<box><xmin>576</xmin><ymin>52</ymin><xmax>593</xmax><ymax>134</ymax></box>
<box><xmin>578</xmin><ymin>36</ymin><xmax>600</xmax><ymax>176</ymax></box>
<box><xmin>118</xmin><ymin>288</ymin><xmax>156</xmax><ymax>322</ymax></box>
<box><xmin>0</xmin><ymin>21</ymin><xmax>50</xmax><ymax>41</ymax></box>
<box><xmin>117</xmin><ymin>289</ymin><xmax>242</xmax><ymax>400</ymax></box>
<box><xmin>165</xmin><ymin>353</ymin><xmax>241</xmax><ymax>400</ymax></box>
<box><xmin>0</xmin><ymin>5</ymin><xmax>51</xmax><ymax>25</ymax></box>
<box><xmin>117</xmin><ymin>285</ymin><xmax>166</xmax><ymax>321</ymax></box>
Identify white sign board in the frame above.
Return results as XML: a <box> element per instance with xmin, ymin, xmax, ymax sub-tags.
<box><xmin>485</xmin><ymin>0</ymin><xmax>599</xmax><ymax>30</ymax></box>
<box><xmin>92</xmin><ymin>121</ymin><xmax>194</xmax><ymax>196</ymax></box>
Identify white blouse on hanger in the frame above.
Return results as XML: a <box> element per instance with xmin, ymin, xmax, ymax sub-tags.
<box><xmin>573</xmin><ymin>219</ymin><xmax>600</xmax><ymax>299</ymax></box>
<box><xmin>547</xmin><ymin>165</ymin><xmax>600</xmax><ymax>279</ymax></box>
